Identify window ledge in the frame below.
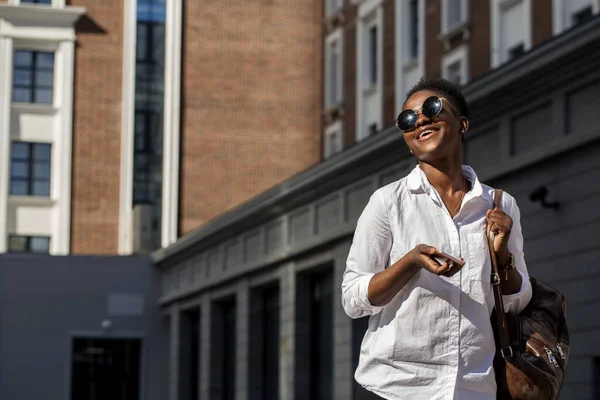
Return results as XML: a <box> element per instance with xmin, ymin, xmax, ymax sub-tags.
<box><xmin>437</xmin><ymin>21</ymin><xmax>471</xmax><ymax>52</ymax></box>
<box><xmin>363</xmin><ymin>83</ymin><xmax>378</xmax><ymax>95</ymax></box>
<box><xmin>323</xmin><ymin>104</ymin><xmax>345</xmax><ymax>123</ymax></box>
<box><xmin>0</xmin><ymin>4</ymin><xmax>86</xmax><ymax>26</ymax></box>
<box><xmin>11</xmin><ymin>103</ymin><xmax>58</xmax><ymax>115</ymax></box>
<box><xmin>324</xmin><ymin>9</ymin><xmax>345</xmax><ymax>31</ymax></box>
<box><xmin>8</xmin><ymin>195</ymin><xmax>55</xmax><ymax>207</ymax></box>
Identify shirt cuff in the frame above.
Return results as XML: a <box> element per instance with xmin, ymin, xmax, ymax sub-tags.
<box><xmin>352</xmin><ymin>274</ymin><xmax>385</xmax><ymax>315</ymax></box>
<box><xmin>501</xmin><ymin>270</ymin><xmax>533</xmax><ymax>314</ymax></box>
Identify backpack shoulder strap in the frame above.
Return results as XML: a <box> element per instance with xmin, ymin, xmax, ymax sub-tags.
<box><xmin>494</xmin><ymin>189</ymin><xmax>503</xmax><ymax>209</ymax></box>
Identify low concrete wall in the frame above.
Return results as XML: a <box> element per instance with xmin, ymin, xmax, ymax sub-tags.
<box><xmin>0</xmin><ymin>254</ymin><xmax>168</xmax><ymax>400</ymax></box>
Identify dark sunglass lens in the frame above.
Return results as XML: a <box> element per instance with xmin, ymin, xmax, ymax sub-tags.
<box><xmin>422</xmin><ymin>96</ymin><xmax>443</xmax><ymax>118</ymax></box>
<box><xmin>398</xmin><ymin>110</ymin><xmax>418</xmax><ymax>130</ymax></box>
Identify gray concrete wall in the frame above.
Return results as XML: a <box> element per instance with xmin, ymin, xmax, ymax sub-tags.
<box><xmin>0</xmin><ymin>254</ymin><xmax>168</xmax><ymax>400</ymax></box>
<box><xmin>490</xmin><ymin>140</ymin><xmax>600</xmax><ymax>400</ymax></box>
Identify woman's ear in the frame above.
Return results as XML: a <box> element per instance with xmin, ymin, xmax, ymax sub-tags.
<box><xmin>460</xmin><ymin>117</ymin><xmax>469</xmax><ymax>136</ymax></box>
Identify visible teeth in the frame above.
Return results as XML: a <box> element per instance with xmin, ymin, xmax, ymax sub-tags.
<box><xmin>418</xmin><ymin>130</ymin><xmax>434</xmax><ymax>139</ymax></box>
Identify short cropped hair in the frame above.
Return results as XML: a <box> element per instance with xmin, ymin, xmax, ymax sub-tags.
<box><xmin>404</xmin><ymin>77</ymin><xmax>469</xmax><ymax>119</ymax></box>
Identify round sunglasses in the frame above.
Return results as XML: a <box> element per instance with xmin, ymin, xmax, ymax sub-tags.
<box><xmin>396</xmin><ymin>96</ymin><xmax>458</xmax><ymax>131</ymax></box>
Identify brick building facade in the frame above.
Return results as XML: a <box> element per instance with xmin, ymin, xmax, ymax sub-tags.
<box><xmin>0</xmin><ymin>0</ymin><xmax>324</xmax><ymax>256</ymax></box>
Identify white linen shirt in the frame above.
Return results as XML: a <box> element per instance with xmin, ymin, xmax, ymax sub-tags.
<box><xmin>341</xmin><ymin>164</ymin><xmax>533</xmax><ymax>400</ymax></box>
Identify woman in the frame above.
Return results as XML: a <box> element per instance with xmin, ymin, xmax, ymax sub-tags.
<box><xmin>341</xmin><ymin>77</ymin><xmax>533</xmax><ymax>400</ymax></box>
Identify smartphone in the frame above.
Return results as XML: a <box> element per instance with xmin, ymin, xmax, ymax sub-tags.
<box><xmin>433</xmin><ymin>251</ymin><xmax>465</xmax><ymax>267</ymax></box>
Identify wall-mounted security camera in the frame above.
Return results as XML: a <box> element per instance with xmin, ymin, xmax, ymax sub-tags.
<box><xmin>529</xmin><ymin>186</ymin><xmax>559</xmax><ymax>210</ymax></box>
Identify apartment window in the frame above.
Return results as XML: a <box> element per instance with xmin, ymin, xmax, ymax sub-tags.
<box><xmin>493</xmin><ymin>0</ymin><xmax>531</xmax><ymax>66</ymax></box>
<box><xmin>325</xmin><ymin>31</ymin><xmax>343</xmax><ymax>109</ymax></box>
<box><xmin>573</xmin><ymin>5</ymin><xmax>593</xmax><ymax>24</ymax></box>
<box><xmin>442</xmin><ymin>45</ymin><xmax>469</xmax><ymax>86</ymax></box>
<box><xmin>10</xmin><ymin>142</ymin><xmax>51</xmax><ymax>197</ymax></box>
<box><xmin>20</xmin><ymin>0</ymin><xmax>52</xmax><ymax>4</ymax></box>
<box><xmin>325</xmin><ymin>0</ymin><xmax>343</xmax><ymax>16</ymax></box>
<box><xmin>408</xmin><ymin>0</ymin><xmax>419</xmax><ymax>60</ymax></box>
<box><xmin>367</xmin><ymin>24</ymin><xmax>378</xmax><ymax>85</ymax></box>
<box><xmin>553</xmin><ymin>0</ymin><xmax>598</xmax><ymax>33</ymax></box>
<box><xmin>446</xmin><ymin>61</ymin><xmax>462</xmax><ymax>84</ymax></box>
<box><xmin>12</xmin><ymin>50</ymin><xmax>54</xmax><ymax>104</ymax></box>
<box><xmin>324</xmin><ymin>122</ymin><xmax>343</xmax><ymax>158</ymax></box>
<box><xmin>358</xmin><ymin>2</ymin><xmax>382</xmax><ymax>143</ymax></box>
<box><xmin>443</xmin><ymin>0</ymin><xmax>467</xmax><ymax>32</ymax></box>
<box><xmin>134</xmin><ymin>0</ymin><xmax>166</xmax><ymax>251</ymax></box>
<box><xmin>8</xmin><ymin>235</ymin><xmax>50</xmax><ymax>253</ymax></box>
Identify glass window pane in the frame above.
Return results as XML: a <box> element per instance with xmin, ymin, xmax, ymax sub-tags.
<box><xmin>35</xmin><ymin>70</ymin><xmax>54</xmax><ymax>87</ymax></box>
<box><xmin>8</xmin><ymin>236</ymin><xmax>27</xmax><ymax>252</ymax></box>
<box><xmin>33</xmin><ymin>181</ymin><xmax>50</xmax><ymax>196</ymax></box>
<box><xmin>34</xmin><ymin>89</ymin><xmax>53</xmax><ymax>104</ymax></box>
<box><xmin>14</xmin><ymin>51</ymin><xmax>33</xmax><ymax>67</ymax></box>
<box><xmin>13</xmin><ymin>87</ymin><xmax>31</xmax><ymax>103</ymax></box>
<box><xmin>10</xmin><ymin>181</ymin><xmax>29</xmax><ymax>195</ymax></box>
<box><xmin>36</xmin><ymin>52</ymin><xmax>54</xmax><ymax>69</ymax></box>
<box><xmin>136</xmin><ymin>23</ymin><xmax>148</xmax><ymax>60</ymax></box>
<box><xmin>33</xmin><ymin>144</ymin><xmax>51</xmax><ymax>160</ymax></box>
<box><xmin>33</xmin><ymin>163</ymin><xmax>50</xmax><ymax>179</ymax></box>
<box><xmin>447</xmin><ymin>0</ymin><xmax>461</xmax><ymax>27</ymax></box>
<box><xmin>30</xmin><ymin>237</ymin><xmax>50</xmax><ymax>253</ymax></box>
<box><xmin>11</xmin><ymin>162</ymin><xmax>29</xmax><ymax>179</ymax></box>
<box><xmin>11</xmin><ymin>142</ymin><xmax>30</xmax><ymax>159</ymax></box>
<box><xmin>14</xmin><ymin>69</ymin><xmax>32</xmax><ymax>86</ymax></box>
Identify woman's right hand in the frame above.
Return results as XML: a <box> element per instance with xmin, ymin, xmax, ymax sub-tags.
<box><xmin>406</xmin><ymin>244</ymin><xmax>463</xmax><ymax>277</ymax></box>
<box><xmin>367</xmin><ymin>244</ymin><xmax>464</xmax><ymax>307</ymax></box>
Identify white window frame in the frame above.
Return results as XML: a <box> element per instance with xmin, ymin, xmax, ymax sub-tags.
<box><xmin>490</xmin><ymin>0</ymin><xmax>532</xmax><ymax>68</ymax></box>
<box><xmin>362</xmin><ymin>12</ymin><xmax>381</xmax><ymax>91</ymax></box>
<box><xmin>552</xmin><ymin>0</ymin><xmax>599</xmax><ymax>34</ymax></box>
<box><xmin>356</xmin><ymin>0</ymin><xmax>383</xmax><ymax>142</ymax></box>
<box><xmin>442</xmin><ymin>44</ymin><xmax>469</xmax><ymax>86</ymax></box>
<box><xmin>323</xmin><ymin>120</ymin><xmax>343</xmax><ymax>158</ymax></box>
<box><xmin>324</xmin><ymin>28</ymin><xmax>344</xmax><ymax>110</ymax></box>
<box><xmin>0</xmin><ymin>5</ymin><xmax>83</xmax><ymax>254</ymax></box>
<box><xmin>9</xmin><ymin>0</ymin><xmax>66</xmax><ymax>8</ymax></box>
<box><xmin>394</xmin><ymin>0</ymin><xmax>425</xmax><ymax>116</ymax></box>
<box><xmin>441</xmin><ymin>0</ymin><xmax>469</xmax><ymax>34</ymax></box>
<box><xmin>325</xmin><ymin>0</ymin><xmax>344</xmax><ymax>17</ymax></box>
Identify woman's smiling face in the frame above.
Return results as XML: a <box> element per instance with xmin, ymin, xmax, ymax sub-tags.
<box><xmin>401</xmin><ymin>90</ymin><xmax>467</xmax><ymax>162</ymax></box>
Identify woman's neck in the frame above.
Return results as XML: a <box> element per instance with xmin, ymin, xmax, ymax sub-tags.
<box><xmin>418</xmin><ymin>160</ymin><xmax>465</xmax><ymax>196</ymax></box>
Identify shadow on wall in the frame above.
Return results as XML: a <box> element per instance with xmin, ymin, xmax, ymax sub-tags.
<box><xmin>75</xmin><ymin>14</ymin><xmax>107</xmax><ymax>35</ymax></box>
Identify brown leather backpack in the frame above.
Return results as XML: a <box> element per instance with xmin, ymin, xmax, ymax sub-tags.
<box><xmin>488</xmin><ymin>190</ymin><xmax>569</xmax><ymax>400</ymax></box>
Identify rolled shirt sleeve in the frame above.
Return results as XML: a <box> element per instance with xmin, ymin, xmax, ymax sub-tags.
<box><xmin>501</xmin><ymin>195</ymin><xmax>533</xmax><ymax>314</ymax></box>
<box><xmin>341</xmin><ymin>189</ymin><xmax>392</xmax><ymax>319</ymax></box>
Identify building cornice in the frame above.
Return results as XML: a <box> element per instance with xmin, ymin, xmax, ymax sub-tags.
<box><xmin>463</xmin><ymin>15</ymin><xmax>600</xmax><ymax>103</ymax></box>
<box><xmin>0</xmin><ymin>4</ymin><xmax>86</xmax><ymax>26</ymax></box>
<box><xmin>151</xmin><ymin>15</ymin><xmax>600</xmax><ymax>266</ymax></box>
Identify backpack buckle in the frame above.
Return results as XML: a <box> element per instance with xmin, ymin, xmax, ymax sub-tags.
<box><xmin>492</xmin><ymin>273</ymin><xmax>501</xmax><ymax>286</ymax></box>
<box><xmin>501</xmin><ymin>346</ymin><xmax>513</xmax><ymax>360</ymax></box>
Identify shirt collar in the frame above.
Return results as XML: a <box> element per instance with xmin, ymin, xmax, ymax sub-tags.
<box><xmin>406</xmin><ymin>164</ymin><xmax>490</xmax><ymax>202</ymax></box>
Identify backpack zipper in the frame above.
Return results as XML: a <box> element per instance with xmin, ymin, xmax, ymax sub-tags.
<box><xmin>556</xmin><ymin>343</ymin><xmax>566</xmax><ymax>360</ymax></box>
<box><xmin>544</xmin><ymin>347</ymin><xmax>560</xmax><ymax>368</ymax></box>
